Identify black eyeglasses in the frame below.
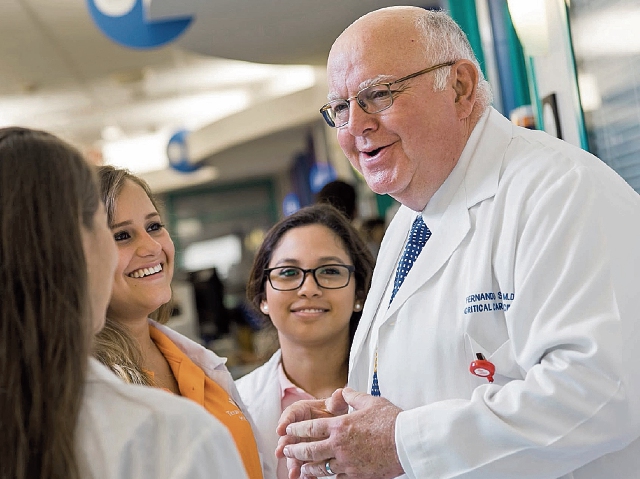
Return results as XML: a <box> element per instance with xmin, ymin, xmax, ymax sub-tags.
<box><xmin>320</xmin><ymin>61</ymin><xmax>456</xmax><ymax>128</ymax></box>
<box><xmin>264</xmin><ymin>264</ymin><xmax>355</xmax><ymax>291</ymax></box>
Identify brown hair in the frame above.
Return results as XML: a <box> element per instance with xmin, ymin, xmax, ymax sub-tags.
<box><xmin>315</xmin><ymin>180</ymin><xmax>357</xmax><ymax>221</ymax></box>
<box><xmin>0</xmin><ymin>127</ymin><xmax>99</xmax><ymax>479</ymax></box>
<box><xmin>246</xmin><ymin>204</ymin><xmax>375</xmax><ymax>343</ymax></box>
<box><xmin>93</xmin><ymin>165</ymin><xmax>171</xmax><ymax>385</ymax></box>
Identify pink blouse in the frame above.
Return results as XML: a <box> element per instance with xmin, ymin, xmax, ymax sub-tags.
<box><xmin>277</xmin><ymin>362</ymin><xmax>314</xmax><ymax>479</ymax></box>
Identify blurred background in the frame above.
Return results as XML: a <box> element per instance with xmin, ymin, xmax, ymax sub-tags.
<box><xmin>2</xmin><ymin>0</ymin><xmax>638</xmax><ymax>375</ymax></box>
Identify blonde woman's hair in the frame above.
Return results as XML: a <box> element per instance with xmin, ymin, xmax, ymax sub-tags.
<box><xmin>93</xmin><ymin>318</ymin><xmax>155</xmax><ymax>386</ymax></box>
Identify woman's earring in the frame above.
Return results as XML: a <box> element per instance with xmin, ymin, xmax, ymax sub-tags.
<box><xmin>354</xmin><ymin>302</ymin><xmax>362</xmax><ymax>312</ymax></box>
<box><xmin>261</xmin><ymin>303</ymin><xmax>269</xmax><ymax>314</ymax></box>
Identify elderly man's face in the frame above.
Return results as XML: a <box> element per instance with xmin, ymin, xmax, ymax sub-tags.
<box><xmin>327</xmin><ymin>18</ymin><xmax>469</xmax><ymax>211</ymax></box>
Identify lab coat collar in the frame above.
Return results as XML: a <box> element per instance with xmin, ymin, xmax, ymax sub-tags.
<box><xmin>148</xmin><ymin>319</ymin><xmax>234</xmax><ymax>395</ymax></box>
<box><xmin>463</xmin><ymin>108</ymin><xmax>513</xmax><ymax>209</ymax></box>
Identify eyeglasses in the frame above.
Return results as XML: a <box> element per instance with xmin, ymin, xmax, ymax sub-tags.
<box><xmin>264</xmin><ymin>264</ymin><xmax>355</xmax><ymax>291</ymax></box>
<box><xmin>320</xmin><ymin>61</ymin><xmax>456</xmax><ymax>128</ymax></box>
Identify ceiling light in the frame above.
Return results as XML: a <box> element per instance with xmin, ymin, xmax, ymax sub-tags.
<box><xmin>507</xmin><ymin>0</ymin><xmax>550</xmax><ymax>56</ymax></box>
<box><xmin>101</xmin><ymin>125</ymin><xmax>125</xmax><ymax>141</ymax></box>
<box><xmin>265</xmin><ymin>66</ymin><xmax>317</xmax><ymax>96</ymax></box>
<box><xmin>102</xmin><ymin>131</ymin><xmax>169</xmax><ymax>173</ymax></box>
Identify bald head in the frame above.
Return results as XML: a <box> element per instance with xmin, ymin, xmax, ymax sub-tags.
<box><xmin>329</xmin><ymin>7</ymin><xmax>422</xmax><ymax>72</ymax></box>
<box><xmin>342</xmin><ymin>5</ymin><xmax>424</xmax><ymax>34</ymax></box>
<box><xmin>329</xmin><ymin>7</ymin><xmax>491</xmax><ymax>118</ymax></box>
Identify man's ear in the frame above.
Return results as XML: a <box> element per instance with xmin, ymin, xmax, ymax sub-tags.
<box><xmin>451</xmin><ymin>60</ymin><xmax>478</xmax><ymax>120</ymax></box>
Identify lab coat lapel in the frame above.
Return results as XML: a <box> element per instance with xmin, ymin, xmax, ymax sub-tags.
<box><xmin>386</xmin><ymin>188</ymin><xmax>471</xmax><ymax>318</ymax></box>
<box><xmin>349</xmin><ymin>207</ymin><xmax>413</xmax><ymax>370</ymax></box>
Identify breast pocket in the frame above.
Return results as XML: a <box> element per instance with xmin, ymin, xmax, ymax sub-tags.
<box><xmin>465</xmin><ymin>334</ymin><xmax>525</xmax><ymax>388</ymax></box>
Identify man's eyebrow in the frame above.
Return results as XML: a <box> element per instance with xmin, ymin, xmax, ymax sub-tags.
<box><xmin>359</xmin><ymin>74</ymin><xmax>394</xmax><ymax>90</ymax></box>
<box><xmin>327</xmin><ymin>74</ymin><xmax>395</xmax><ymax>101</ymax></box>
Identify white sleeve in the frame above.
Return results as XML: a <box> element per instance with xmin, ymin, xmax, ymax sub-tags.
<box><xmin>395</xmin><ymin>165</ymin><xmax>640</xmax><ymax>478</ymax></box>
<box><xmin>170</xmin><ymin>414</ymin><xmax>249</xmax><ymax>479</ymax></box>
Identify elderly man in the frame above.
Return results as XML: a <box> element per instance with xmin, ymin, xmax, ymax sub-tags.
<box><xmin>276</xmin><ymin>6</ymin><xmax>640</xmax><ymax>479</ymax></box>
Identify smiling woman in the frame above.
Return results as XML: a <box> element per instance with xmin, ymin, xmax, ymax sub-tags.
<box><xmin>93</xmin><ymin>165</ymin><xmax>268</xmax><ymax>479</ymax></box>
<box><xmin>236</xmin><ymin>204</ymin><xmax>375</xmax><ymax>479</ymax></box>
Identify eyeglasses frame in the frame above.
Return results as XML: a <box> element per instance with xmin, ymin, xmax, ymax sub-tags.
<box><xmin>320</xmin><ymin>61</ymin><xmax>457</xmax><ymax>128</ymax></box>
<box><xmin>264</xmin><ymin>264</ymin><xmax>356</xmax><ymax>291</ymax></box>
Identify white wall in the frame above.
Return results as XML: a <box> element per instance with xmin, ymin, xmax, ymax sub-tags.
<box><xmin>517</xmin><ymin>0</ymin><xmax>585</xmax><ymax>148</ymax></box>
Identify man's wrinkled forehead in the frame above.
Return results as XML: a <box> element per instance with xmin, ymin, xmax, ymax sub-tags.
<box><xmin>327</xmin><ymin>7</ymin><xmax>424</xmax><ymax>100</ymax></box>
<box><xmin>327</xmin><ymin>22</ymin><xmax>421</xmax><ymax>100</ymax></box>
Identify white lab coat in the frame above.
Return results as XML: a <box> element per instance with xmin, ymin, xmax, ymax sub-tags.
<box><xmin>76</xmin><ymin>358</ymin><xmax>249</xmax><ymax>479</ymax></box>
<box><xmin>349</xmin><ymin>108</ymin><xmax>640</xmax><ymax>478</ymax></box>
<box><xmin>150</xmin><ymin>320</ymin><xmax>275</xmax><ymax>479</ymax></box>
<box><xmin>236</xmin><ymin>350</ymin><xmax>336</xmax><ymax>479</ymax></box>
<box><xmin>236</xmin><ymin>350</ymin><xmax>283</xmax><ymax>479</ymax></box>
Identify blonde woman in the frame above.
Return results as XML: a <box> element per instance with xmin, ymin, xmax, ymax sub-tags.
<box><xmin>94</xmin><ymin>165</ymin><xmax>268</xmax><ymax>479</ymax></box>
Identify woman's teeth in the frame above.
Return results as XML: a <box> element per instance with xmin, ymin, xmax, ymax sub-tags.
<box><xmin>128</xmin><ymin>264</ymin><xmax>163</xmax><ymax>278</ymax></box>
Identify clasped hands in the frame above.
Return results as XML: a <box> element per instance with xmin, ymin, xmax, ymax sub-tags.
<box><xmin>275</xmin><ymin>387</ymin><xmax>405</xmax><ymax>479</ymax></box>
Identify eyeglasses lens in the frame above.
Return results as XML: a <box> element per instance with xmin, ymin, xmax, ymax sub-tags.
<box><xmin>268</xmin><ymin>265</ymin><xmax>352</xmax><ymax>290</ymax></box>
<box><xmin>322</xmin><ymin>84</ymin><xmax>393</xmax><ymax>128</ymax></box>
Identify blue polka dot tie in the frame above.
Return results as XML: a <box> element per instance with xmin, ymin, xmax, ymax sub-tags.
<box><xmin>371</xmin><ymin>215</ymin><xmax>431</xmax><ymax>397</ymax></box>
<box><xmin>389</xmin><ymin>215</ymin><xmax>431</xmax><ymax>305</ymax></box>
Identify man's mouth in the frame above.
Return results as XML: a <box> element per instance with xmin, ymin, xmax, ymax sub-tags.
<box><xmin>128</xmin><ymin>264</ymin><xmax>163</xmax><ymax>278</ymax></box>
<box><xmin>364</xmin><ymin>147</ymin><xmax>383</xmax><ymax>157</ymax></box>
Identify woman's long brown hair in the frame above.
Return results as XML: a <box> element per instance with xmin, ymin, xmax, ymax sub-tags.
<box><xmin>0</xmin><ymin>127</ymin><xmax>100</xmax><ymax>479</ymax></box>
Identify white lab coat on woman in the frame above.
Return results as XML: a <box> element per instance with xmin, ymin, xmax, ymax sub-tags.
<box><xmin>77</xmin><ymin>359</ymin><xmax>249</xmax><ymax>479</ymax></box>
<box><xmin>236</xmin><ymin>350</ymin><xmax>282</xmax><ymax>479</ymax></box>
<box><xmin>236</xmin><ymin>351</ymin><xmax>338</xmax><ymax>479</ymax></box>
<box><xmin>349</xmin><ymin>108</ymin><xmax>640</xmax><ymax>479</ymax></box>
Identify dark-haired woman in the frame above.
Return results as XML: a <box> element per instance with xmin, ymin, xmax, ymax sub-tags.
<box><xmin>236</xmin><ymin>204</ymin><xmax>374</xmax><ymax>479</ymax></box>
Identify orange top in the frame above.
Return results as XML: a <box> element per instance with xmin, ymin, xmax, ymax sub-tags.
<box><xmin>150</xmin><ymin>326</ymin><xmax>263</xmax><ymax>479</ymax></box>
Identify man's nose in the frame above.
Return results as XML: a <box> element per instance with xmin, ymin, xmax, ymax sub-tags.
<box><xmin>347</xmin><ymin>100</ymin><xmax>377</xmax><ymax>135</ymax></box>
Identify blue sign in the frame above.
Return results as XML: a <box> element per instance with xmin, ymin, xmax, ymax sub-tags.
<box><xmin>167</xmin><ymin>129</ymin><xmax>201</xmax><ymax>173</ymax></box>
<box><xmin>86</xmin><ymin>0</ymin><xmax>194</xmax><ymax>49</ymax></box>
<box><xmin>309</xmin><ymin>163</ymin><xmax>337</xmax><ymax>193</ymax></box>
<box><xmin>282</xmin><ymin>193</ymin><xmax>301</xmax><ymax>217</ymax></box>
